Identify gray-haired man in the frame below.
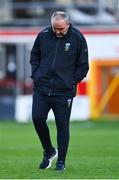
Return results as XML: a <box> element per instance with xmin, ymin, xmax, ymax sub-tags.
<box><xmin>30</xmin><ymin>11</ymin><xmax>89</xmax><ymax>172</ymax></box>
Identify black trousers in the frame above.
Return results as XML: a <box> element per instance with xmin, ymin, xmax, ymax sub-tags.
<box><xmin>32</xmin><ymin>90</ymin><xmax>73</xmax><ymax>163</ymax></box>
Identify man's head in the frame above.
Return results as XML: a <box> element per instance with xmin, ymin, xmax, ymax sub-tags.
<box><xmin>51</xmin><ymin>11</ymin><xmax>70</xmax><ymax>38</ymax></box>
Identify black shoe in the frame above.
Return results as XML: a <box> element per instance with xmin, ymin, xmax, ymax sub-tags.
<box><xmin>39</xmin><ymin>148</ymin><xmax>58</xmax><ymax>169</ymax></box>
<box><xmin>55</xmin><ymin>161</ymin><xmax>65</xmax><ymax>172</ymax></box>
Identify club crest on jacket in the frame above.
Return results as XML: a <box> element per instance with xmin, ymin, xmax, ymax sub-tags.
<box><xmin>65</xmin><ymin>43</ymin><xmax>70</xmax><ymax>51</ymax></box>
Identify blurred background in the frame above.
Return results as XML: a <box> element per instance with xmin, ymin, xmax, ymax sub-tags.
<box><xmin>0</xmin><ymin>0</ymin><xmax>119</xmax><ymax>122</ymax></box>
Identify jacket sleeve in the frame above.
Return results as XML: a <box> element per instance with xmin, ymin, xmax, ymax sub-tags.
<box><xmin>30</xmin><ymin>33</ymin><xmax>41</xmax><ymax>79</ymax></box>
<box><xmin>73</xmin><ymin>34</ymin><xmax>89</xmax><ymax>84</ymax></box>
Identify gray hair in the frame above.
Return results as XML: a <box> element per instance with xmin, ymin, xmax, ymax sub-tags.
<box><xmin>51</xmin><ymin>11</ymin><xmax>70</xmax><ymax>24</ymax></box>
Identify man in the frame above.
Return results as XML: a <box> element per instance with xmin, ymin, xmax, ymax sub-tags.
<box><xmin>30</xmin><ymin>11</ymin><xmax>89</xmax><ymax>172</ymax></box>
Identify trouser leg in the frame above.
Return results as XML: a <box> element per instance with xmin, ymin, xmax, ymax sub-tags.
<box><xmin>32</xmin><ymin>91</ymin><xmax>53</xmax><ymax>154</ymax></box>
<box><xmin>52</xmin><ymin>96</ymin><xmax>73</xmax><ymax>163</ymax></box>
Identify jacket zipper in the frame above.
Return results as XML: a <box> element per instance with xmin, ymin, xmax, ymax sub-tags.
<box><xmin>48</xmin><ymin>39</ymin><xmax>59</xmax><ymax>96</ymax></box>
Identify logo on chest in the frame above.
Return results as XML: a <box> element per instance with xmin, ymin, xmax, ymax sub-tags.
<box><xmin>64</xmin><ymin>43</ymin><xmax>71</xmax><ymax>52</ymax></box>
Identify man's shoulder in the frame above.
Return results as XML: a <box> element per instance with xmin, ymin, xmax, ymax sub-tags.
<box><xmin>39</xmin><ymin>27</ymin><xmax>51</xmax><ymax>36</ymax></box>
<box><xmin>71</xmin><ymin>25</ymin><xmax>84</xmax><ymax>40</ymax></box>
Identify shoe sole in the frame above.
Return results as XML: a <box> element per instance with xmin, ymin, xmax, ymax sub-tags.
<box><xmin>46</xmin><ymin>149</ymin><xmax>58</xmax><ymax>169</ymax></box>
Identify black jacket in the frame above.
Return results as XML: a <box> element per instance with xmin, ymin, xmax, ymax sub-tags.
<box><xmin>30</xmin><ymin>24</ymin><xmax>89</xmax><ymax>97</ymax></box>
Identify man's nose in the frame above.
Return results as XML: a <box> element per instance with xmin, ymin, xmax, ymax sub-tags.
<box><xmin>56</xmin><ymin>30</ymin><xmax>60</xmax><ymax>34</ymax></box>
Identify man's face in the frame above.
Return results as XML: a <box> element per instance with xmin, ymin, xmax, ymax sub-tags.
<box><xmin>52</xmin><ymin>19</ymin><xmax>70</xmax><ymax>38</ymax></box>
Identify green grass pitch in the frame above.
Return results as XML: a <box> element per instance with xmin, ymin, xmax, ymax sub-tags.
<box><xmin>0</xmin><ymin>119</ymin><xmax>119</xmax><ymax>179</ymax></box>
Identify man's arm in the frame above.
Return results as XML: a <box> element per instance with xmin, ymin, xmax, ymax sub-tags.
<box><xmin>30</xmin><ymin>34</ymin><xmax>41</xmax><ymax>79</ymax></box>
<box><xmin>73</xmin><ymin>34</ymin><xmax>89</xmax><ymax>84</ymax></box>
